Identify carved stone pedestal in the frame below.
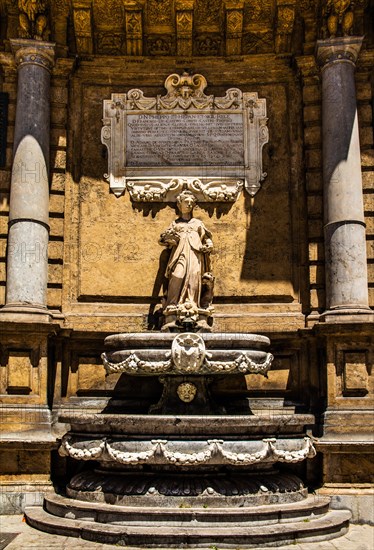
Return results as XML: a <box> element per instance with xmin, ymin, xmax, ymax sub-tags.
<box><xmin>25</xmin><ymin>409</ymin><xmax>351</xmax><ymax>547</ymax></box>
<box><xmin>23</xmin><ymin>330</ymin><xmax>352</xmax><ymax>544</ymax></box>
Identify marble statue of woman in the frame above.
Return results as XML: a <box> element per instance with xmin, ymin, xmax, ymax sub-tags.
<box><xmin>159</xmin><ymin>190</ymin><xmax>213</xmax><ymax>311</ymax></box>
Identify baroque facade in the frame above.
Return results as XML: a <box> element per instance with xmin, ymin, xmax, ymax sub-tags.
<box><xmin>0</xmin><ymin>0</ymin><xmax>373</xmax><ymax>544</ymax></box>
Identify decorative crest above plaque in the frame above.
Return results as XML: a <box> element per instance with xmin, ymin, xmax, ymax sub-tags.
<box><xmin>101</xmin><ymin>72</ymin><xmax>269</xmax><ymax>201</ymax></box>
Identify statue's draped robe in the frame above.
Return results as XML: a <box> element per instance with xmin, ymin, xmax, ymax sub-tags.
<box><xmin>164</xmin><ymin>218</ymin><xmax>212</xmax><ymax>307</ymax></box>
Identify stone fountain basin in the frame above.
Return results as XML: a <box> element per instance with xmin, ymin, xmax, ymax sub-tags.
<box><xmin>104</xmin><ymin>332</ymin><xmax>270</xmax><ymax>351</ymax></box>
<box><xmin>102</xmin><ymin>332</ymin><xmax>273</xmax><ymax>376</ymax></box>
<box><xmin>58</xmin><ymin>413</ymin><xmax>316</xmax><ymax>437</ymax></box>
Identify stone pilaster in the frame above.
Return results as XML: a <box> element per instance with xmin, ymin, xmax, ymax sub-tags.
<box><xmin>224</xmin><ymin>1</ymin><xmax>244</xmax><ymax>57</ymax></box>
<box><xmin>316</xmin><ymin>37</ymin><xmax>373</xmax><ymax>322</ymax></box>
<box><xmin>72</xmin><ymin>0</ymin><xmax>93</xmax><ymax>55</ymax></box>
<box><xmin>176</xmin><ymin>0</ymin><xmax>194</xmax><ymax>58</ymax></box>
<box><xmin>1</xmin><ymin>40</ymin><xmax>55</xmax><ymax>321</ymax></box>
<box><xmin>124</xmin><ymin>1</ymin><xmax>143</xmax><ymax>56</ymax></box>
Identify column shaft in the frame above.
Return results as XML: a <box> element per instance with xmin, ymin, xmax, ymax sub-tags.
<box><xmin>2</xmin><ymin>40</ymin><xmax>55</xmax><ymax>318</ymax></box>
<box><xmin>316</xmin><ymin>37</ymin><xmax>371</xmax><ymax>319</ymax></box>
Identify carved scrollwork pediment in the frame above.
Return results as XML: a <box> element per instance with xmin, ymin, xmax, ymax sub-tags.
<box><xmin>101</xmin><ymin>72</ymin><xmax>269</xmax><ymax>201</ymax></box>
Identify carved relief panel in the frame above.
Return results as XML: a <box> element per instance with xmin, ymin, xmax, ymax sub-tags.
<box><xmin>101</xmin><ymin>72</ymin><xmax>269</xmax><ymax>201</ymax></box>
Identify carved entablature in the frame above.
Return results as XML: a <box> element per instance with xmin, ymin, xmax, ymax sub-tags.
<box><xmin>101</xmin><ymin>72</ymin><xmax>269</xmax><ymax>201</ymax></box>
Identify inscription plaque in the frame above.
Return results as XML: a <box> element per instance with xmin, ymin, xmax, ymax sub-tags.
<box><xmin>102</xmin><ymin>72</ymin><xmax>269</xmax><ymax>201</ymax></box>
<box><xmin>126</xmin><ymin>114</ymin><xmax>244</xmax><ymax>167</ymax></box>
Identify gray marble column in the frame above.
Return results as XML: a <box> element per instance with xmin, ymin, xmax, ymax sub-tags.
<box><xmin>316</xmin><ymin>37</ymin><xmax>372</xmax><ymax>322</ymax></box>
<box><xmin>1</xmin><ymin>40</ymin><xmax>55</xmax><ymax>320</ymax></box>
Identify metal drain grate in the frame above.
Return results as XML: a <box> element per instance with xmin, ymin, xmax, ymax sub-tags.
<box><xmin>0</xmin><ymin>533</ymin><xmax>19</xmax><ymax>550</ymax></box>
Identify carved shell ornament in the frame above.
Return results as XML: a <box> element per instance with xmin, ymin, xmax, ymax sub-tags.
<box><xmin>164</xmin><ymin>71</ymin><xmax>209</xmax><ymax>101</ymax></box>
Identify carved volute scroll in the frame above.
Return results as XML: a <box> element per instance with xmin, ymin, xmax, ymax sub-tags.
<box><xmin>101</xmin><ymin>71</ymin><xmax>269</xmax><ymax>200</ymax></box>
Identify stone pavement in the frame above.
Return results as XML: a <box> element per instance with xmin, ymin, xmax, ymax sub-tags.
<box><xmin>0</xmin><ymin>515</ymin><xmax>373</xmax><ymax>550</ymax></box>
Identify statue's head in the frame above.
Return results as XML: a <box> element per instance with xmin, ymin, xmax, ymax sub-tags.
<box><xmin>176</xmin><ymin>190</ymin><xmax>197</xmax><ymax>214</ymax></box>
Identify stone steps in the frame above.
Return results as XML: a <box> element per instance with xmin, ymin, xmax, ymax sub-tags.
<box><xmin>44</xmin><ymin>493</ymin><xmax>331</xmax><ymax>527</ymax></box>
<box><xmin>25</xmin><ymin>498</ymin><xmax>351</xmax><ymax>548</ymax></box>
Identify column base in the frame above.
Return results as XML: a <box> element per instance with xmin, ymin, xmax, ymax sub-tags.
<box><xmin>320</xmin><ymin>307</ymin><xmax>373</xmax><ymax>323</ymax></box>
<box><xmin>0</xmin><ymin>481</ymin><xmax>54</xmax><ymax>514</ymax></box>
<box><xmin>0</xmin><ymin>303</ymin><xmax>53</xmax><ymax>323</ymax></box>
<box><xmin>0</xmin><ymin>430</ymin><xmax>56</xmax><ymax>514</ymax></box>
<box><xmin>316</xmin><ymin>485</ymin><xmax>374</xmax><ymax>525</ymax></box>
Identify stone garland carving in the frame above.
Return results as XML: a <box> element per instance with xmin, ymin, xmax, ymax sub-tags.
<box><xmin>219</xmin><ymin>441</ymin><xmax>270</xmax><ymax>465</ymax></box>
<box><xmin>269</xmin><ymin>438</ymin><xmax>317</xmax><ymax>462</ymax></box>
<box><xmin>161</xmin><ymin>440</ymin><xmax>217</xmax><ymax>465</ymax></box>
<box><xmin>106</xmin><ymin>441</ymin><xmax>159</xmax><ymax>465</ymax></box>
<box><xmin>60</xmin><ymin>437</ymin><xmax>317</xmax><ymax>466</ymax></box>
<box><xmin>126</xmin><ymin>77</ymin><xmax>242</xmax><ymax>111</ymax></box>
<box><xmin>204</xmin><ymin>352</ymin><xmax>274</xmax><ymax>375</ymax></box>
<box><xmin>102</xmin><ymin>351</ymin><xmax>273</xmax><ymax>376</ymax></box>
<box><xmin>189</xmin><ymin>178</ymin><xmax>244</xmax><ymax>202</ymax></box>
<box><xmin>101</xmin><ymin>352</ymin><xmax>172</xmax><ymax>374</ymax></box>
<box><xmin>101</xmin><ymin>72</ymin><xmax>268</xmax><ymax>199</ymax></box>
<box><xmin>62</xmin><ymin>438</ymin><xmax>105</xmax><ymax>460</ymax></box>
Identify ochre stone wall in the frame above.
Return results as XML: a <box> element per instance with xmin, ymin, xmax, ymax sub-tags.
<box><xmin>61</xmin><ymin>56</ymin><xmax>306</xmax><ymax>336</ymax></box>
